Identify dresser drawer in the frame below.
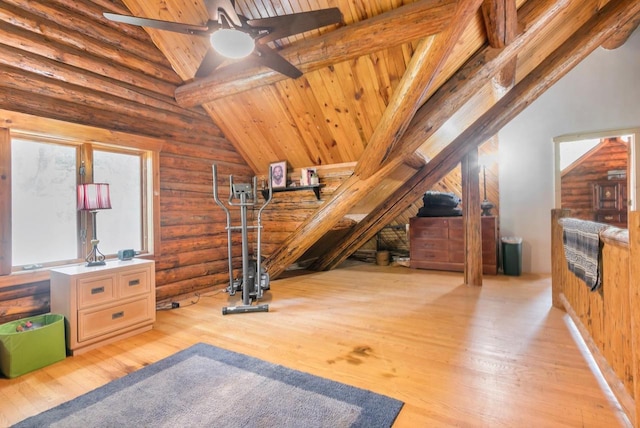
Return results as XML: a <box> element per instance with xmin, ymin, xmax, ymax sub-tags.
<box><xmin>77</xmin><ymin>275</ymin><xmax>115</xmax><ymax>309</ymax></box>
<box><xmin>411</xmin><ymin>248</ymin><xmax>448</xmax><ymax>262</ymax></box>
<box><xmin>411</xmin><ymin>238</ymin><xmax>448</xmax><ymax>251</ymax></box>
<box><xmin>411</xmin><ymin>226</ymin><xmax>448</xmax><ymax>239</ymax></box>
<box><xmin>77</xmin><ymin>297</ymin><xmax>152</xmax><ymax>343</ymax></box>
<box><xmin>595</xmin><ymin>212</ymin><xmax>624</xmax><ymax>223</ymax></box>
<box><xmin>119</xmin><ymin>269</ymin><xmax>150</xmax><ymax>299</ymax></box>
<box><xmin>410</xmin><ymin>217</ymin><xmax>450</xmax><ymax>239</ymax></box>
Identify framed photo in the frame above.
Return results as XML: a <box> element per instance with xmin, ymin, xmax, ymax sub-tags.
<box><xmin>270</xmin><ymin>161</ymin><xmax>287</xmax><ymax>189</ymax></box>
<box><xmin>300</xmin><ymin>167</ymin><xmax>317</xmax><ymax>186</ymax></box>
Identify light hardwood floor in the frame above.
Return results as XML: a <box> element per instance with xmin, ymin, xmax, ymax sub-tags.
<box><xmin>0</xmin><ymin>262</ymin><xmax>631</xmax><ymax>427</ymax></box>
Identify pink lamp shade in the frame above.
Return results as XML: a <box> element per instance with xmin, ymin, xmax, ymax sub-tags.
<box><xmin>77</xmin><ymin>183</ymin><xmax>112</xmax><ymax>211</ymax></box>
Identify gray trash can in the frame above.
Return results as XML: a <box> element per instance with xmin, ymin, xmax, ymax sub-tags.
<box><xmin>501</xmin><ymin>237</ymin><xmax>522</xmax><ymax>276</ymax></box>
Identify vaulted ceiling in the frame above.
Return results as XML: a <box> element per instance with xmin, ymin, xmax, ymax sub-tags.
<box><xmin>112</xmin><ymin>0</ymin><xmax>639</xmax><ymax>176</ymax></box>
<box><xmin>118</xmin><ymin>0</ymin><xmax>492</xmax><ymax>173</ymax></box>
<box><xmin>1</xmin><ymin>0</ymin><xmax>639</xmax><ymax>278</ymax></box>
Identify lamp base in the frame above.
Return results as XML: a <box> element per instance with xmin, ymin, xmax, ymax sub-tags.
<box><xmin>481</xmin><ymin>200</ymin><xmax>494</xmax><ymax>216</ymax></box>
<box><xmin>85</xmin><ymin>239</ymin><xmax>106</xmax><ymax>267</ymax></box>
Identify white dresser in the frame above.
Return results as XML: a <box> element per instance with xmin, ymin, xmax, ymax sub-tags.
<box><xmin>50</xmin><ymin>258</ymin><xmax>156</xmax><ymax>355</ymax></box>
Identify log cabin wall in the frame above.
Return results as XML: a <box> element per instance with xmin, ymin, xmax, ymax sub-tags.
<box><xmin>254</xmin><ymin>163</ymin><xmax>356</xmax><ymax>265</ymax></box>
<box><xmin>0</xmin><ymin>0</ymin><xmax>252</xmax><ymax>321</ymax></box>
<box><xmin>560</xmin><ymin>137</ymin><xmax>628</xmax><ymax>221</ymax></box>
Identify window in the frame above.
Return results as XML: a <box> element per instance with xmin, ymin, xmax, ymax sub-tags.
<box><xmin>11</xmin><ymin>139</ymin><xmax>78</xmax><ymax>266</ymax></box>
<box><xmin>7</xmin><ymin>134</ymin><xmax>155</xmax><ymax>270</ymax></box>
<box><xmin>94</xmin><ymin>149</ymin><xmax>143</xmax><ymax>255</ymax></box>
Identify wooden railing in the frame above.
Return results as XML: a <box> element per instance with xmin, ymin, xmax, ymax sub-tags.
<box><xmin>551</xmin><ymin>209</ymin><xmax>640</xmax><ymax>427</ymax></box>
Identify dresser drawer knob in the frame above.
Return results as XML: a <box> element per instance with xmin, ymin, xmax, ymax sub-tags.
<box><xmin>128</xmin><ymin>279</ymin><xmax>140</xmax><ymax>286</ymax></box>
<box><xmin>112</xmin><ymin>311</ymin><xmax>124</xmax><ymax>320</ymax></box>
<box><xmin>91</xmin><ymin>286</ymin><xmax>105</xmax><ymax>295</ymax></box>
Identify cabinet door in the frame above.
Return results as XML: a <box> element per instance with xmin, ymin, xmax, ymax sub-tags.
<box><xmin>593</xmin><ymin>182</ymin><xmax>619</xmax><ymax>210</ymax></box>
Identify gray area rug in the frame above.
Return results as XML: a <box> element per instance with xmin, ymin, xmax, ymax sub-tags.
<box><xmin>14</xmin><ymin>342</ymin><xmax>403</xmax><ymax>427</ymax></box>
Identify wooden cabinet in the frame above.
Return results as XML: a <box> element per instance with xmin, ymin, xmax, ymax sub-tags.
<box><xmin>592</xmin><ymin>179</ymin><xmax>627</xmax><ymax>227</ymax></box>
<box><xmin>409</xmin><ymin>216</ymin><xmax>498</xmax><ymax>275</ymax></box>
<box><xmin>50</xmin><ymin>259</ymin><xmax>156</xmax><ymax>355</ymax></box>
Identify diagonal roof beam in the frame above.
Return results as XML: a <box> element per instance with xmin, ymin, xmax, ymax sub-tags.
<box><xmin>262</xmin><ymin>0</ymin><xmax>484</xmax><ymax>279</ymax></box>
<box><xmin>353</xmin><ymin>0</ymin><xmax>485</xmax><ymax>180</ymax></box>
<box><xmin>355</xmin><ymin>0</ymin><xmax>567</xmax><ymax>182</ymax></box>
<box><xmin>174</xmin><ymin>0</ymin><xmax>457</xmax><ymax>107</ymax></box>
<box><xmin>601</xmin><ymin>10</ymin><xmax>640</xmax><ymax>50</ymax></box>
<box><xmin>313</xmin><ymin>0</ymin><xmax>640</xmax><ymax>271</ymax></box>
<box><xmin>314</xmin><ymin>0</ymin><xmax>565</xmax><ymax>271</ymax></box>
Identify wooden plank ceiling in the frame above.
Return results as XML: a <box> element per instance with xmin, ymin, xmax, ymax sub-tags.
<box><xmin>120</xmin><ymin>0</ymin><xmax>479</xmax><ymax>173</ymax></box>
<box><xmin>2</xmin><ymin>0</ymin><xmax>639</xmax><ymax>278</ymax></box>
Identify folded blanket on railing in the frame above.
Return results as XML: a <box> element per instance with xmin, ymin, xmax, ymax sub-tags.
<box><xmin>559</xmin><ymin>218</ymin><xmax>610</xmax><ymax>291</ymax></box>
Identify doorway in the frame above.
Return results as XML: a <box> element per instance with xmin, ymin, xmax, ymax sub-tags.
<box><xmin>554</xmin><ymin>128</ymin><xmax>640</xmax><ymax>227</ymax></box>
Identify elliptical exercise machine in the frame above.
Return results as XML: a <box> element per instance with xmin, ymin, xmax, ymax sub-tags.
<box><xmin>212</xmin><ymin>164</ymin><xmax>273</xmax><ymax>315</ymax></box>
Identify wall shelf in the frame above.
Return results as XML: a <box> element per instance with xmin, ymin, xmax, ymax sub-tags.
<box><xmin>261</xmin><ymin>184</ymin><xmax>325</xmax><ymax>200</ymax></box>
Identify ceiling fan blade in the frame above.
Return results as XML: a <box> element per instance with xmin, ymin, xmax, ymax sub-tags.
<box><xmin>103</xmin><ymin>13</ymin><xmax>210</xmax><ymax>35</ymax></box>
<box><xmin>248</xmin><ymin>45</ymin><xmax>302</xmax><ymax>79</ymax></box>
<box><xmin>205</xmin><ymin>0</ymin><xmax>242</xmax><ymax>27</ymax></box>
<box><xmin>194</xmin><ymin>48</ymin><xmax>227</xmax><ymax>78</ymax></box>
<box><xmin>247</xmin><ymin>8</ymin><xmax>343</xmax><ymax>44</ymax></box>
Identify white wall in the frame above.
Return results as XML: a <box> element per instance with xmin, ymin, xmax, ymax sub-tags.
<box><xmin>498</xmin><ymin>27</ymin><xmax>640</xmax><ymax>273</ymax></box>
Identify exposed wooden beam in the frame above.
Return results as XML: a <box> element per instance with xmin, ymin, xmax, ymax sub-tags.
<box><xmin>461</xmin><ymin>149</ymin><xmax>483</xmax><ymax>285</ymax></box>
<box><xmin>0</xmin><ymin>128</ymin><xmax>10</xmax><ymax>275</ymax></box>
<box><xmin>481</xmin><ymin>0</ymin><xmax>519</xmax><ymax>89</ymax></box>
<box><xmin>354</xmin><ymin>0</ymin><xmax>485</xmax><ymax>180</ymax></box>
<box><xmin>386</xmin><ymin>0</ymin><xmax>568</xmax><ymax>166</ymax></box>
<box><xmin>312</xmin><ymin>0</ymin><xmax>640</xmax><ymax>272</ymax></box>
<box><xmin>601</xmin><ymin>11</ymin><xmax>640</xmax><ymax>50</ymax></box>
<box><xmin>174</xmin><ymin>0</ymin><xmax>457</xmax><ymax>107</ymax></box>
<box><xmin>260</xmin><ymin>1</ymin><xmax>482</xmax><ymax>278</ymax></box>
<box><xmin>482</xmin><ymin>0</ymin><xmax>518</xmax><ymax>48</ymax></box>
<box><xmin>312</xmin><ymin>0</ymin><xmax>567</xmax><ymax>272</ymax></box>
<box><xmin>266</xmin><ymin>0</ymin><xmax>567</xmax><ymax>278</ymax></box>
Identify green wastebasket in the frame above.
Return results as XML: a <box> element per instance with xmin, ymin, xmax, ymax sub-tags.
<box><xmin>502</xmin><ymin>237</ymin><xmax>523</xmax><ymax>276</ymax></box>
<box><xmin>0</xmin><ymin>313</ymin><xmax>66</xmax><ymax>378</ymax></box>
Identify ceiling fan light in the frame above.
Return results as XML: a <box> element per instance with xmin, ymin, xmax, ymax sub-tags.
<box><xmin>210</xmin><ymin>29</ymin><xmax>255</xmax><ymax>59</ymax></box>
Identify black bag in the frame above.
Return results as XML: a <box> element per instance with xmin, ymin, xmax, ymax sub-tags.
<box><xmin>422</xmin><ymin>191</ymin><xmax>461</xmax><ymax>208</ymax></box>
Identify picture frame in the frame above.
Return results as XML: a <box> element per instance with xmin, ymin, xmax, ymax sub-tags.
<box><xmin>300</xmin><ymin>167</ymin><xmax>317</xmax><ymax>186</ymax></box>
<box><xmin>270</xmin><ymin>161</ymin><xmax>287</xmax><ymax>189</ymax></box>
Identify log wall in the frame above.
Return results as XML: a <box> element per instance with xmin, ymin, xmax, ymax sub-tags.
<box><xmin>561</xmin><ymin>137</ymin><xmax>628</xmax><ymax>220</ymax></box>
<box><xmin>0</xmin><ymin>0</ymin><xmax>252</xmax><ymax>321</ymax></box>
<box><xmin>551</xmin><ymin>209</ymin><xmax>637</xmax><ymax>426</ymax></box>
<box><xmin>256</xmin><ymin>163</ymin><xmax>356</xmax><ymax>265</ymax></box>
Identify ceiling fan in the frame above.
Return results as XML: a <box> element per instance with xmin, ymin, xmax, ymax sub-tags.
<box><xmin>104</xmin><ymin>0</ymin><xmax>343</xmax><ymax>79</ymax></box>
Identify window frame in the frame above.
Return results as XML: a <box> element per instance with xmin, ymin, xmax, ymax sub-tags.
<box><xmin>0</xmin><ymin>114</ymin><xmax>162</xmax><ymax>277</ymax></box>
